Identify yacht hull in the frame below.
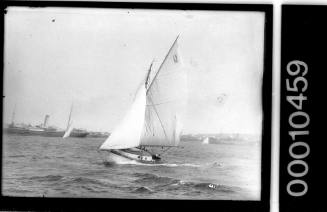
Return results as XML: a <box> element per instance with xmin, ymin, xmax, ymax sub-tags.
<box><xmin>101</xmin><ymin>148</ymin><xmax>162</xmax><ymax>164</ymax></box>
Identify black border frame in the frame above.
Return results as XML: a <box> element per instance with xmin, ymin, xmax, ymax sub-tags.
<box><xmin>280</xmin><ymin>5</ymin><xmax>327</xmax><ymax>212</ymax></box>
<box><xmin>1</xmin><ymin>2</ymin><xmax>272</xmax><ymax>211</ymax></box>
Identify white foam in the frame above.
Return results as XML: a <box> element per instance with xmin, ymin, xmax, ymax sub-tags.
<box><xmin>112</xmin><ymin>161</ymin><xmax>202</xmax><ymax>167</ymax></box>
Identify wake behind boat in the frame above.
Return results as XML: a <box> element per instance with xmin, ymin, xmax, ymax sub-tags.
<box><xmin>99</xmin><ymin>36</ymin><xmax>186</xmax><ymax>164</ymax></box>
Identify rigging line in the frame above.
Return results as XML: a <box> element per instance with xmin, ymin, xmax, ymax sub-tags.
<box><xmin>144</xmin><ymin>108</ymin><xmax>156</xmax><ymax>135</ymax></box>
<box><xmin>141</xmin><ymin>146</ymin><xmax>155</xmax><ymax>155</ymax></box>
<box><xmin>147</xmin><ymin>95</ymin><xmax>169</xmax><ymax>141</ymax></box>
<box><xmin>159</xmin><ymin>147</ymin><xmax>172</xmax><ymax>156</ymax></box>
<box><xmin>145</xmin><ymin>60</ymin><xmax>154</xmax><ymax>89</ymax></box>
<box><xmin>146</xmin><ymin>35</ymin><xmax>180</xmax><ymax>94</ymax></box>
<box><xmin>146</xmin><ymin>99</ymin><xmax>177</xmax><ymax>106</ymax></box>
<box><xmin>144</xmin><ymin>117</ymin><xmax>152</xmax><ymax>135</ymax></box>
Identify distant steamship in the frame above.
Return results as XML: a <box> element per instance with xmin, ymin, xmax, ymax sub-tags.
<box><xmin>4</xmin><ymin>108</ymin><xmax>88</xmax><ymax>138</ymax></box>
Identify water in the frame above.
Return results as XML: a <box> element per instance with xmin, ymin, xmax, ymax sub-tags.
<box><xmin>2</xmin><ymin>135</ymin><xmax>261</xmax><ymax>200</ymax></box>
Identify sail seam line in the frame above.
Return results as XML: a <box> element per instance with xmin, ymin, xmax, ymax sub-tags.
<box><xmin>146</xmin><ymin>99</ymin><xmax>177</xmax><ymax>106</ymax></box>
<box><xmin>147</xmin><ymin>96</ymin><xmax>169</xmax><ymax>142</ymax></box>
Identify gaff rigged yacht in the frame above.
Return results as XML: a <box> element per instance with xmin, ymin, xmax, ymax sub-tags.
<box><xmin>98</xmin><ymin>36</ymin><xmax>186</xmax><ymax>164</ymax></box>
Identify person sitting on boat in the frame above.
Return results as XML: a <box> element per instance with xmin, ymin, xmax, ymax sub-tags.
<box><xmin>152</xmin><ymin>154</ymin><xmax>161</xmax><ymax>160</ymax></box>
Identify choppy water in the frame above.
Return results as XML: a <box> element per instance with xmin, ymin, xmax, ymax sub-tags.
<box><xmin>2</xmin><ymin>135</ymin><xmax>261</xmax><ymax>200</ymax></box>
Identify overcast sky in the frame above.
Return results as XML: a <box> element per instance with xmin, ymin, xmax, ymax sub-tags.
<box><xmin>4</xmin><ymin>7</ymin><xmax>265</xmax><ymax>134</ymax></box>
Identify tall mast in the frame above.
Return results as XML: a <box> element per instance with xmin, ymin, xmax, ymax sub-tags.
<box><xmin>146</xmin><ymin>35</ymin><xmax>180</xmax><ymax>94</ymax></box>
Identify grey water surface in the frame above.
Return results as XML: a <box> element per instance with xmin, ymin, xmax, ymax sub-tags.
<box><xmin>2</xmin><ymin>135</ymin><xmax>261</xmax><ymax>200</ymax></box>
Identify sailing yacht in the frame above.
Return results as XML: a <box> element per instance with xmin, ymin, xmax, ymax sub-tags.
<box><xmin>63</xmin><ymin>104</ymin><xmax>74</xmax><ymax>138</ymax></box>
<box><xmin>202</xmin><ymin>137</ymin><xmax>209</xmax><ymax>144</ymax></box>
<box><xmin>99</xmin><ymin>36</ymin><xmax>186</xmax><ymax>164</ymax></box>
<box><xmin>63</xmin><ymin>104</ymin><xmax>89</xmax><ymax>138</ymax></box>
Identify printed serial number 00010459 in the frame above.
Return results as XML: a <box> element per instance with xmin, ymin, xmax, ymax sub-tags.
<box><xmin>285</xmin><ymin>60</ymin><xmax>310</xmax><ymax>197</ymax></box>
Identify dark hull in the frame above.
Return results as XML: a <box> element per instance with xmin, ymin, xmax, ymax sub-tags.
<box><xmin>40</xmin><ymin>131</ymin><xmax>65</xmax><ymax>137</ymax></box>
<box><xmin>3</xmin><ymin>127</ymin><xmax>30</xmax><ymax>135</ymax></box>
<box><xmin>4</xmin><ymin>127</ymin><xmax>89</xmax><ymax>138</ymax></box>
<box><xmin>70</xmin><ymin>132</ymin><xmax>89</xmax><ymax>138</ymax></box>
<box><xmin>4</xmin><ymin>128</ymin><xmax>65</xmax><ymax>137</ymax></box>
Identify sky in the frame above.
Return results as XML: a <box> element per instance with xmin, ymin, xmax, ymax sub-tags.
<box><xmin>3</xmin><ymin>7</ymin><xmax>265</xmax><ymax>134</ymax></box>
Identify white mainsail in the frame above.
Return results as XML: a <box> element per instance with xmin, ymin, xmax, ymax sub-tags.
<box><xmin>99</xmin><ymin>85</ymin><xmax>147</xmax><ymax>150</ymax></box>
<box><xmin>99</xmin><ymin>36</ymin><xmax>185</xmax><ymax>150</ymax></box>
<box><xmin>140</xmin><ymin>36</ymin><xmax>186</xmax><ymax>147</ymax></box>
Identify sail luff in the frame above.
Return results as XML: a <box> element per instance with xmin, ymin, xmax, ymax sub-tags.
<box><xmin>146</xmin><ymin>35</ymin><xmax>180</xmax><ymax>94</ymax></box>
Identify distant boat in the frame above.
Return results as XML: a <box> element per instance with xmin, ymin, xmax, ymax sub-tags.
<box><xmin>4</xmin><ymin>113</ymin><xmax>65</xmax><ymax>137</ymax></box>
<box><xmin>99</xmin><ymin>35</ymin><xmax>186</xmax><ymax>164</ymax></box>
<box><xmin>63</xmin><ymin>104</ymin><xmax>74</xmax><ymax>138</ymax></box>
<box><xmin>4</xmin><ymin>124</ymin><xmax>30</xmax><ymax>135</ymax></box>
<box><xmin>69</xmin><ymin>128</ymin><xmax>89</xmax><ymax>138</ymax></box>
<box><xmin>4</xmin><ymin>105</ymin><xmax>30</xmax><ymax>135</ymax></box>
<box><xmin>88</xmin><ymin>132</ymin><xmax>110</xmax><ymax>138</ymax></box>
<box><xmin>63</xmin><ymin>104</ymin><xmax>88</xmax><ymax>138</ymax></box>
<box><xmin>4</xmin><ymin>105</ymin><xmax>88</xmax><ymax>138</ymax></box>
<box><xmin>202</xmin><ymin>137</ymin><xmax>209</xmax><ymax>144</ymax></box>
<box><xmin>28</xmin><ymin>114</ymin><xmax>66</xmax><ymax>137</ymax></box>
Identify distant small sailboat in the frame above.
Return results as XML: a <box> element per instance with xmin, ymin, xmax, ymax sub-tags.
<box><xmin>63</xmin><ymin>104</ymin><xmax>88</xmax><ymax>138</ymax></box>
<box><xmin>202</xmin><ymin>137</ymin><xmax>209</xmax><ymax>144</ymax></box>
<box><xmin>99</xmin><ymin>35</ymin><xmax>186</xmax><ymax>164</ymax></box>
<box><xmin>11</xmin><ymin>103</ymin><xmax>17</xmax><ymax>126</ymax></box>
<box><xmin>63</xmin><ymin>104</ymin><xmax>74</xmax><ymax>138</ymax></box>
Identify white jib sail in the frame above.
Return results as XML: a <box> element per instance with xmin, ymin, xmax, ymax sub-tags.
<box><xmin>140</xmin><ymin>36</ymin><xmax>186</xmax><ymax>147</ymax></box>
<box><xmin>99</xmin><ymin>85</ymin><xmax>147</xmax><ymax>150</ymax></box>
